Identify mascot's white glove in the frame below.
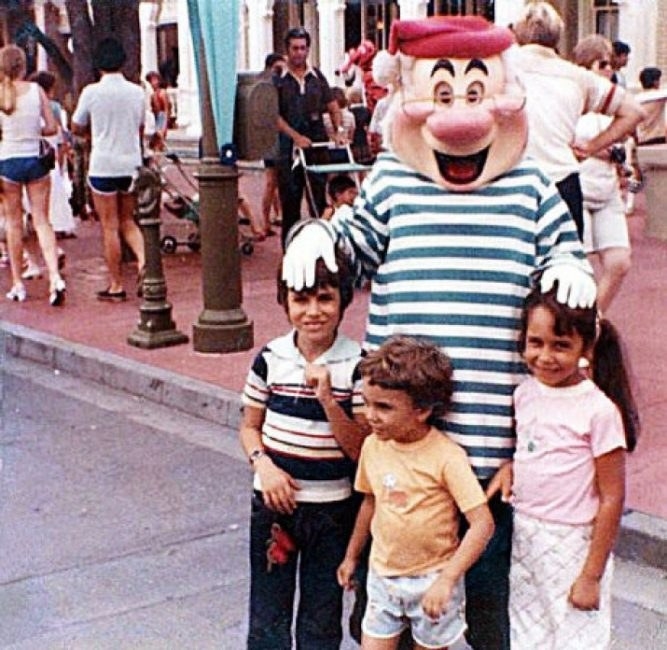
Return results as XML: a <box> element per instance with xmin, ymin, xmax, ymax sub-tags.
<box><xmin>282</xmin><ymin>220</ymin><xmax>338</xmax><ymax>291</ymax></box>
<box><xmin>539</xmin><ymin>264</ymin><xmax>597</xmax><ymax>309</ymax></box>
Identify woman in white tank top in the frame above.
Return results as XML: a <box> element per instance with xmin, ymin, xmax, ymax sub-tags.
<box><xmin>0</xmin><ymin>45</ymin><xmax>65</xmax><ymax>306</ymax></box>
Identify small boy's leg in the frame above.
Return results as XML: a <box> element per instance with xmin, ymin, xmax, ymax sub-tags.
<box><xmin>463</xmin><ymin>492</ymin><xmax>512</xmax><ymax>650</ymax></box>
<box><xmin>247</xmin><ymin>493</ymin><xmax>298</xmax><ymax>650</ymax></box>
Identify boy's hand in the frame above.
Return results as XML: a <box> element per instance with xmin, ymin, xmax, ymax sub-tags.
<box><xmin>305</xmin><ymin>363</ymin><xmax>333</xmax><ymax>403</ymax></box>
<box><xmin>485</xmin><ymin>462</ymin><xmax>513</xmax><ymax>503</ymax></box>
<box><xmin>421</xmin><ymin>572</ymin><xmax>456</xmax><ymax>619</ymax></box>
<box><xmin>256</xmin><ymin>460</ymin><xmax>300</xmax><ymax>514</ymax></box>
<box><xmin>337</xmin><ymin>556</ymin><xmax>358</xmax><ymax>590</ymax></box>
<box><xmin>568</xmin><ymin>574</ymin><xmax>601</xmax><ymax>611</ymax></box>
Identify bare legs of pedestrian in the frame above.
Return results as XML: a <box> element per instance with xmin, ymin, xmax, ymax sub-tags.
<box><xmin>261</xmin><ymin>166</ymin><xmax>281</xmax><ymax>232</ymax></box>
<box><xmin>4</xmin><ymin>176</ymin><xmax>65</xmax><ymax>304</ymax></box>
<box><xmin>92</xmin><ymin>190</ymin><xmax>145</xmax><ymax>296</ymax></box>
<box><xmin>590</xmin><ymin>247</ymin><xmax>631</xmax><ymax>314</ymax></box>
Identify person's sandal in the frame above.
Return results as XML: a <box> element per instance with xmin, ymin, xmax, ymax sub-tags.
<box><xmin>49</xmin><ymin>278</ymin><xmax>67</xmax><ymax>307</ymax></box>
<box><xmin>96</xmin><ymin>288</ymin><xmax>127</xmax><ymax>302</ymax></box>
<box><xmin>6</xmin><ymin>284</ymin><xmax>27</xmax><ymax>302</ymax></box>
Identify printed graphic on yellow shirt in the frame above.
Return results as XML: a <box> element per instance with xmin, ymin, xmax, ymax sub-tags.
<box><xmin>382</xmin><ymin>473</ymin><xmax>408</xmax><ymax>508</ymax></box>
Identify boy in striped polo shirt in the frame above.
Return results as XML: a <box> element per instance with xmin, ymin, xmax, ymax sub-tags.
<box><xmin>240</xmin><ymin>249</ymin><xmax>368</xmax><ymax>649</ymax></box>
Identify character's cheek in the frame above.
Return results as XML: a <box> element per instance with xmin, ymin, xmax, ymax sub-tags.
<box><xmin>393</xmin><ymin>108</ymin><xmax>426</xmax><ymax>130</ymax></box>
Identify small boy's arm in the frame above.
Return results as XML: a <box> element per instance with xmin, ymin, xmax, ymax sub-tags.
<box><xmin>338</xmin><ymin>494</ymin><xmax>374</xmax><ymax>589</ymax></box>
<box><xmin>569</xmin><ymin>448</ymin><xmax>625</xmax><ymax>610</ymax></box>
<box><xmin>422</xmin><ymin>503</ymin><xmax>494</xmax><ymax>617</ymax></box>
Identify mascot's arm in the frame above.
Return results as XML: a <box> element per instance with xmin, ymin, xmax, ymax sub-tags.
<box><xmin>282</xmin><ymin>220</ymin><xmax>338</xmax><ymax>291</ymax></box>
<box><xmin>534</xmin><ymin>181</ymin><xmax>596</xmax><ymax>309</ymax></box>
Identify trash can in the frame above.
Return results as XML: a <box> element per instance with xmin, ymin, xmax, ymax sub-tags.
<box><xmin>636</xmin><ymin>144</ymin><xmax>667</xmax><ymax>240</ymax></box>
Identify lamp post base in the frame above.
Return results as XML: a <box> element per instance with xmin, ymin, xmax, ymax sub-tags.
<box><xmin>192</xmin><ymin>308</ymin><xmax>253</xmax><ymax>353</ymax></box>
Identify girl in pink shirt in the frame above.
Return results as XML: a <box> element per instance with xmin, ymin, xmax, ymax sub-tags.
<box><xmin>489</xmin><ymin>281</ymin><xmax>638</xmax><ymax>650</ymax></box>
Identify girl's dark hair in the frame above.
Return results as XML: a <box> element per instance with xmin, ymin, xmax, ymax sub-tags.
<box><xmin>519</xmin><ymin>283</ymin><xmax>639</xmax><ymax>451</ymax></box>
<box><xmin>277</xmin><ymin>247</ymin><xmax>354</xmax><ymax>317</ymax></box>
<box><xmin>359</xmin><ymin>335</ymin><xmax>453</xmax><ymax>424</ymax></box>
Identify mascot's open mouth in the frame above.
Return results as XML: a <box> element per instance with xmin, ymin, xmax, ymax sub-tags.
<box><xmin>434</xmin><ymin>148</ymin><xmax>490</xmax><ymax>185</ymax></box>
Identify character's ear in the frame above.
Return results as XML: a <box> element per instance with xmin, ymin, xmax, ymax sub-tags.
<box><xmin>373</xmin><ymin>50</ymin><xmax>400</xmax><ymax>88</ymax></box>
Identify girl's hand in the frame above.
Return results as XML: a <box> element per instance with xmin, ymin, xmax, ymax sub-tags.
<box><xmin>568</xmin><ymin>574</ymin><xmax>601</xmax><ymax>611</ymax></box>
<box><xmin>421</xmin><ymin>573</ymin><xmax>455</xmax><ymax>619</ymax></box>
<box><xmin>486</xmin><ymin>462</ymin><xmax>513</xmax><ymax>503</ymax></box>
<box><xmin>337</xmin><ymin>556</ymin><xmax>358</xmax><ymax>590</ymax></box>
<box><xmin>255</xmin><ymin>459</ymin><xmax>300</xmax><ymax>514</ymax></box>
<box><xmin>305</xmin><ymin>363</ymin><xmax>333</xmax><ymax>403</ymax></box>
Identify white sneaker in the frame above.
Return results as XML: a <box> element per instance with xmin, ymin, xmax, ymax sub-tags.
<box><xmin>6</xmin><ymin>284</ymin><xmax>27</xmax><ymax>302</ymax></box>
<box><xmin>21</xmin><ymin>265</ymin><xmax>42</xmax><ymax>280</ymax></box>
<box><xmin>49</xmin><ymin>277</ymin><xmax>66</xmax><ymax>307</ymax></box>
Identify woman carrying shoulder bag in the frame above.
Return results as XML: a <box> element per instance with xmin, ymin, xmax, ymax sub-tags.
<box><xmin>0</xmin><ymin>44</ymin><xmax>65</xmax><ymax>306</ymax></box>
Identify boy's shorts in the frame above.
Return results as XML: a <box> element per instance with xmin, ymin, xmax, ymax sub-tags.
<box><xmin>88</xmin><ymin>176</ymin><xmax>134</xmax><ymax>195</ymax></box>
<box><xmin>363</xmin><ymin>567</ymin><xmax>467</xmax><ymax>649</ymax></box>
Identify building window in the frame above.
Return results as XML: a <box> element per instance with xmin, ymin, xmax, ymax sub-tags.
<box><xmin>593</xmin><ymin>0</ymin><xmax>619</xmax><ymax>40</ymax></box>
<box><xmin>428</xmin><ymin>0</ymin><xmax>494</xmax><ymax>20</ymax></box>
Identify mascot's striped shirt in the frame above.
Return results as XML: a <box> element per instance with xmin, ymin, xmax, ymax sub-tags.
<box><xmin>332</xmin><ymin>152</ymin><xmax>590</xmax><ymax>480</ymax></box>
<box><xmin>242</xmin><ymin>332</ymin><xmax>364</xmax><ymax>502</ymax></box>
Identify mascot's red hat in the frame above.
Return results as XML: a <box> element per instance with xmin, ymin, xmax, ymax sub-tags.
<box><xmin>388</xmin><ymin>15</ymin><xmax>514</xmax><ymax>59</ymax></box>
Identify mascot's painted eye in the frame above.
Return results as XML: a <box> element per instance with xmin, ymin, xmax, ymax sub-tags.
<box><xmin>434</xmin><ymin>82</ymin><xmax>454</xmax><ymax>106</ymax></box>
<box><xmin>466</xmin><ymin>81</ymin><xmax>485</xmax><ymax>105</ymax></box>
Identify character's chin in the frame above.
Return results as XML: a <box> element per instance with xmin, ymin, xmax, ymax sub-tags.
<box><xmin>434</xmin><ymin>148</ymin><xmax>490</xmax><ymax>185</ymax></box>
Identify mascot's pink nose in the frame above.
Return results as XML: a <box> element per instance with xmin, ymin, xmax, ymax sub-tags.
<box><xmin>426</xmin><ymin>107</ymin><xmax>494</xmax><ymax>146</ymax></box>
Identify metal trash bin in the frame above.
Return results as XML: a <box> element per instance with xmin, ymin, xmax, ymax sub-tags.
<box><xmin>637</xmin><ymin>144</ymin><xmax>667</xmax><ymax>240</ymax></box>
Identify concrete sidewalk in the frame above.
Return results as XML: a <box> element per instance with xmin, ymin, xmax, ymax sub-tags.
<box><xmin>0</xmin><ymin>164</ymin><xmax>665</xmax><ymax>570</ymax></box>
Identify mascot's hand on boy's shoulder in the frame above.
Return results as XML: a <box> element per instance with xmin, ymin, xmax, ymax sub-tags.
<box><xmin>283</xmin><ymin>220</ymin><xmax>337</xmax><ymax>291</ymax></box>
<box><xmin>540</xmin><ymin>264</ymin><xmax>597</xmax><ymax>309</ymax></box>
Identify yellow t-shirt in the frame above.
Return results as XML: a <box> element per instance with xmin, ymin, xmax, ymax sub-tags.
<box><xmin>355</xmin><ymin>428</ymin><xmax>486</xmax><ymax>577</ymax></box>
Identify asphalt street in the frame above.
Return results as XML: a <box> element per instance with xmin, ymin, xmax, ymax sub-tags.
<box><xmin>1</xmin><ymin>356</ymin><xmax>665</xmax><ymax>649</ymax></box>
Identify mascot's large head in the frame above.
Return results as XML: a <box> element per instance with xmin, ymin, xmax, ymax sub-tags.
<box><xmin>373</xmin><ymin>16</ymin><xmax>527</xmax><ymax>191</ymax></box>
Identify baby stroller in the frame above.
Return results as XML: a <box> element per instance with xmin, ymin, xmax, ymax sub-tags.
<box><xmin>297</xmin><ymin>142</ymin><xmax>371</xmax><ymax>217</ymax></box>
<box><xmin>150</xmin><ymin>152</ymin><xmax>254</xmax><ymax>256</ymax></box>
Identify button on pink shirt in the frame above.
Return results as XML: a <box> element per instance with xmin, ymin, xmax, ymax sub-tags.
<box><xmin>512</xmin><ymin>376</ymin><xmax>625</xmax><ymax>525</ymax></box>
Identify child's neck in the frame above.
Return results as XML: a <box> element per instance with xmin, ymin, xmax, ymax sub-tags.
<box><xmin>295</xmin><ymin>333</ymin><xmax>336</xmax><ymax>362</ymax></box>
<box><xmin>396</xmin><ymin>424</ymin><xmax>431</xmax><ymax>444</ymax></box>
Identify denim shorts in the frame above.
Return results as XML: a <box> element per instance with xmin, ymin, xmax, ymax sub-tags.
<box><xmin>363</xmin><ymin>567</ymin><xmax>467</xmax><ymax>648</ymax></box>
<box><xmin>88</xmin><ymin>176</ymin><xmax>134</xmax><ymax>194</ymax></box>
<box><xmin>0</xmin><ymin>156</ymin><xmax>49</xmax><ymax>184</ymax></box>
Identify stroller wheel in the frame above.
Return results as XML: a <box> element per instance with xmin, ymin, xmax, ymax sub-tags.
<box><xmin>241</xmin><ymin>241</ymin><xmax>254</xmax><ymax>256</ymax></box>
<box><xmin>187</xmin><ymin>232</ymin><xmax>201</xmax><ymax>252</ymax></box>
<box><xmin>160</xmin><ymin>235</ymin><xmax>178</xmax><ymax>254</ymax></box>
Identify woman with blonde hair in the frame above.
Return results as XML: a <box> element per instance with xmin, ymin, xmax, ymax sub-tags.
<box><xmin>0</xmin><ymin>44</ymin><xmax>65</xmax><ymax>305</ymax></box>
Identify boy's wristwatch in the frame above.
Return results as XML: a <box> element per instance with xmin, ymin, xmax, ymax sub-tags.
<box><xmin>248</xmin><ymin>449</ymin><xmax>266</xmax><ymax>466</ymax></box>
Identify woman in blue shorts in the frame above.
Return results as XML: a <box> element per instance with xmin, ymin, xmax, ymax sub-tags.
<box><xmin>0</xmin><ymin>45</ymin><xmax>66</xmax><ymax>305</ymax></box>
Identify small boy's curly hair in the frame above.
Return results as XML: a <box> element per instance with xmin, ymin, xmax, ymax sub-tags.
<box><xmin>276</xmin><ymin>247</ymin><xmax>354</xmax><ymax>317</ymax></box>
<box><xmin>359</xmin><ymin>335</ymin><xmax>453</xmax><ymax>421</ymax></box>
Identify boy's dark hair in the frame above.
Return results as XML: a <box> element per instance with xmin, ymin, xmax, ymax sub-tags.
<box><xmin>284</xmin><ymin>26</ymin><xmax>311</xmax><ymax>48</ymax></box>
<box><xmin>264</xmin><ymin>53</ymin><xmax>284</xmax><ymax>70</ymax></box>
<box><xmin>277</xmin><ymin>247</ymin><xmax>354</xmax><ymax>317</ymax></box>
<box><xmin>612</xmin><ymin>40</ymin><xmax>631</xmax><ymax>56</ymax></box>
<box><xmin>93</xmin><ymin>37</ymin><xmax>127</xmax><ymax>73</ymax></box>
<box><xmin>519</xmin><ymin>282</ymin><xmax>639</xmax><ymax>451</ymax></box>
<box><xmin>359</xmin><ymin>335</ymin><xmax>453</xmax><ymax>423</ymax></box>
<box><xmin>327</xmin><ymin>174</ymin><xmax>356</xmax><ymax>202</ymax></box>
<box><xmin>639</xmin><ymin>66</ymin><xmax>661</xmax><ymax>89</ymax></box>
<box><xmin>29</xmin><ymin>70</ymin><xmax>56</xmax><ymax>93</ymax></box>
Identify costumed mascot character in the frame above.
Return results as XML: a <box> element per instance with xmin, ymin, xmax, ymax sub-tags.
<box><xmin>283</xmin><ymin>16</ymin><xmax>596</xmax><ymax>650</ymax></box>
<box><xmin>336</xmin><ymin>39</ymin><xmax>386</xmax><ymax>112</ymax></box>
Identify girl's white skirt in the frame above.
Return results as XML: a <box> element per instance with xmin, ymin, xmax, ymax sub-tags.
<box><xmin>510</xmin><ymin>511</ymin><xmax>613</xmax><ymax>650</ymax></box>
